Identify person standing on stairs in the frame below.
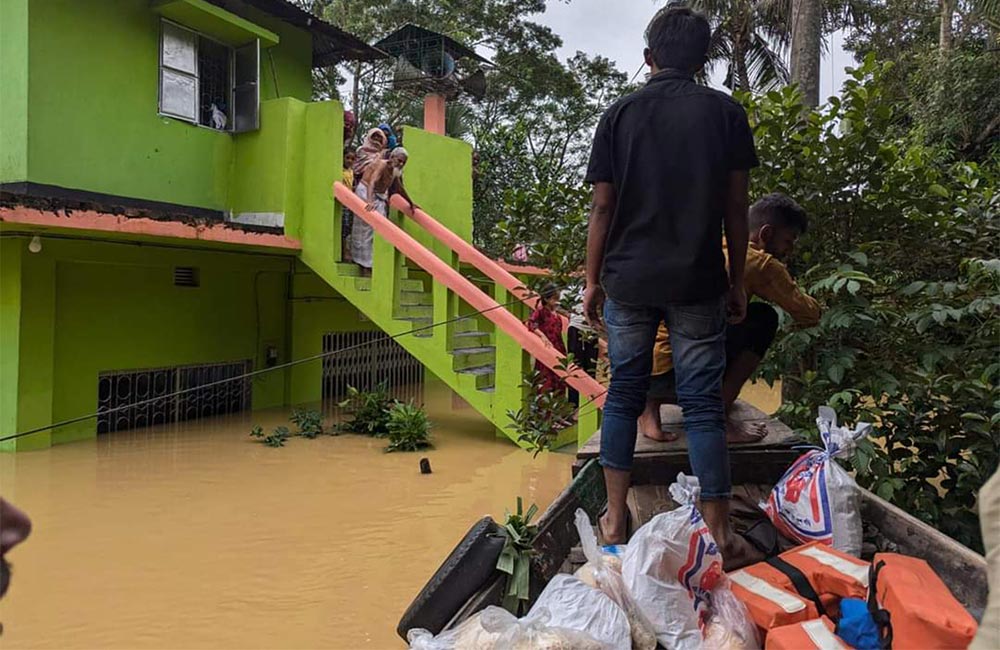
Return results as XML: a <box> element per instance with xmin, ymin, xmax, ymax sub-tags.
<box><xmin>639</xmin><ymin>193</ymin><xmax>821</xmax><ymax>443</ymax></box>
<box><xmin>582</xmin><ymin>6</ymin><xmax>761</xmax><ymax>566</ymax></box>
<box><xmin>341</xmin><ymin>150</ymin><xmax>357</xmax><ymax>263</ymax></box>
<box><xmin>526</xmin><ymin>283</ymin><xmax>568</xmax><ymax>394</ymax></box>
<box><xmin>353</xmin><ymin>147</ymin><xmax>416</xmax><ymax>277</ymax></box>
<box><xmin>565</xmin><ymin>284</ymin><xmax>599</xmax><ymax>407</ymax></box>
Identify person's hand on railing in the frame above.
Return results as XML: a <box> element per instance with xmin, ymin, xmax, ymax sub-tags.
<box><xmin>364</xmin><ymin>200</ymin><xmax>376</xmax><ymax>212</ymax></box>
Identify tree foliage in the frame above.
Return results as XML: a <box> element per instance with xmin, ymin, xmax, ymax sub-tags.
<box><xmin>843</xmin><ymin>0</ymin><xmax>999</xmax><ymax>159</ymax></box>
<box><xmin>743</xmin><ymin>56</ymin><xmax>999</xmax><ymax>550</ymax></box>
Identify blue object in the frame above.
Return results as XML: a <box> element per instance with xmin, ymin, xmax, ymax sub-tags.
<box><xmin>379</xmin><ymin>123</ymin><xmax>398</xmax><ymax>150</ymax></box>
<box><xmin>837</xmin><ymin>598</ymin><xmax>881</xmax><ymax>650</ymax></box>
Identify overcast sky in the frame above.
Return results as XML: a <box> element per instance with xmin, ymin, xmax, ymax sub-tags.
<box><xmin>536</xmin><ymin>0</ymin><xmax>856</xmax><ymax>101</ymax></box>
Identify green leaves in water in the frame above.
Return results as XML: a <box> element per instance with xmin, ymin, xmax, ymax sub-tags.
<box><xmin>337</xmin><ymin>384</ymin><xmax>395</xmax><ymax>437</ymax></box>
<box><xmin>384</xmin><ymin>401</ymin><xmax>433</xmax><ymax>453</ymax></box>
<box><xmin>291</xmin><ymin>409</ymin><xmax>325</xmax><ymax>439</ymax></box>
<box><xmin>250</xmin><ymin>410</ymin><xmax>328</xmax><ymax>447</ymax></box>
<box><xmin>496</xmin><ymin>497</ymin><xmax>539</xmax><ymax>616</ymax></box>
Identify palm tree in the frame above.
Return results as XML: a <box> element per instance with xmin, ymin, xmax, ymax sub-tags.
<box><xmin>688</xmin><ymin>0</ymin><xmax>792</xmax><ymax>92</ymax></box>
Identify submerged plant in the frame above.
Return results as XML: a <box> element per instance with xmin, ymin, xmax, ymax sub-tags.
<box><xmin>338</xmin><ymin>384</ymin><xmax>395</xmax><ymax>437</ymax></box>
<box><xmin>384</xmin><ymin>401</ymin><xmax>432</xmax><ymax>453</ymax></box>
<box><xmin>496</xmin><ymin>497</ymin><xmax>539</xmax><ymax>616</ymax></box>
<box><xmin>260</xmin><ymin>426</ymin><xmax>290</xmax><ymax>448</ymax></box>
<box><xmin>506</xmin><ymin>369</ymin><xmax>576</xmax><ymax>457</ymax></box>
<box><xmin>290</xmin><ymin>409</ymin><xmax>325</xmax><ymax>438</ymax></box>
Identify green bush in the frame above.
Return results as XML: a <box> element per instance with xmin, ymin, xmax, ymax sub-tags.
<box><xmin>248</xmin><ymin>425</ymin><xmax>290</xmax><ymax>448</ymax></box>
<box><xmin>506</xmin><ymin>369</ymin><xmax>577</xmax><ymax>457</ymax></box>
<box><xmin>742</xmin><ymin>55</ymin><xmax>999</xmax><ymax>551</ymax></box>
<box><xmin>385</xmin><ymin>401</ymin><xmax>433</xmax><ymax>453</ymax></box>
<box><xmin>290</xmin><ymin>408</ymin><xmax>325</xmax><ymax>438</ymax></box>
<box><xmin>337</xmin><ymin>384</ymin><xmax>395</xmax><ymax>437</ymax></box>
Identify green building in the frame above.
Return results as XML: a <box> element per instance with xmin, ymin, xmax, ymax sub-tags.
<box><xmin>0</xmin><ymin>0</ymin><xmax>597</xmax><ymax>452</ymax></box>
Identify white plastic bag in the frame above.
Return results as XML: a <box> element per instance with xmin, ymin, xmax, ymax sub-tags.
<box><xmin>525</xmin><ymin>573</ymin><xmax>632</xmax><ymax>650</ymax></box>
<box><xmin>573</xmin><ymin>509</ymin><xmax>657</xmax><ymax>650</ymax></box>
<box><xmin>406</xmin><ymin>608</ymin><xmax>501</xmax><ymax>649</ymax></box>
<box><xmin>763</xmin><ymin>405</ymin><xmax>873</xmax><ymax>556</ymax></box>
<box><xmin>621</xmin><ymin>474</ymin><xmax>727</xmax><ymax>650</ymax></box>
<box><xmin>702</xmin><ymin>582</ymin><xmax>762</xmax><ymax>650</ymax></box>
<box><xmin>483</xmin><ymin>606</ymin><xmax>606</xmax><ymax>650</ymax></box>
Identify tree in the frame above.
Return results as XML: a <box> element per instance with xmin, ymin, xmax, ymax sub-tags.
<box><xmin>789</xmin><ymin>0</ymin><xmax>822</xmax><ymax>106</ymax></box>
<box><xmin>843</xmin><ymin>0</ymin><xmax>1000</xmax><ymax>159</ymax></box>
<box><xmin>688</xmin><ymin>0</ymin><xmax>791</xmax><ymax>92</ymax></box>
<box><xmin>743</xmin><ymin>57</ymin><xmax>999</xmax><ymax>550</ymax></box>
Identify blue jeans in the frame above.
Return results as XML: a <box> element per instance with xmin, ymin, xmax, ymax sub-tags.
<box><xmin>601</xmin><ymin>296</ymin><xmax>730</xmax><ymax>499</ymax></box>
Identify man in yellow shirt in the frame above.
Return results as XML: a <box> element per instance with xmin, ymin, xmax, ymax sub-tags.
<box><xmin>640</xmin><ymin>193</ymin><xmax>821</xmax><ymax>442</ymax></box>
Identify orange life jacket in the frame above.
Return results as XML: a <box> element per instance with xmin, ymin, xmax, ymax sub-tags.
<box><xmin>765</xmin><ymin>616</ymin><xmax>854</xmax><ymax>650</ymax></box>
<box><xmin>730</xmin><ymin>564</ymin><xmax>821</xmax><ymax>630</ymax></box>
<box><xmin>730</xmin><ymin>542</ymin><xmax>869</xmax><ymax>634</ymax></box>
<box><xmin>872</xmin><ymin>553</ymin><xmax>978</xmax><ymax>650</ymax></box>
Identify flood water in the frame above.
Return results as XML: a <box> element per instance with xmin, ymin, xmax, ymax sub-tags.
<box><xmin>0</xmin><ymin>379</ymin><xmax>778</xmax><ymax>649</ymax></box>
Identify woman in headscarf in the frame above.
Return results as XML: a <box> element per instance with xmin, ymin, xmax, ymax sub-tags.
<box><xmin>353</xmin><ymin>128</ymin><xmax>388</xmax><ymax>179</ymax></box>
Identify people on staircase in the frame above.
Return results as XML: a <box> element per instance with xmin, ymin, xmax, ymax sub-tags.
<box><xmin>526</xmin><ymin>283</ymin><xmax>568</xmax><ymax>394</ymax></box>
<box><xmin>639</xmin><ymin>193</ymin><xmax>821</xmax><ymax>444</ymax></box>
<box><xmin>341</xmin><ymin>150</ymin><xmax>357</xmax><ymax>263</ymax></box>
<box><xmin>343</xmin><ymin>109</ymin><xmax>356</xmax><ymax>144</ymax></box>
<box><xmin>582</xmin><ymin>5</ymin><xmax>761</xmax><ymax>566</ymax></box>
<box><xmin>353</xmin><ymin>128</ymin><xmax>388</xmax><ymax>179</ymax></box>
<box><xmin>565</xmin><ymin>285</ymin><xmax>599</xmax><ymax>407</ymax></box>
<box><xmin>353</xmin><ymin>147</ymin><xmax>415</xmax><ymax>277</ymax></box>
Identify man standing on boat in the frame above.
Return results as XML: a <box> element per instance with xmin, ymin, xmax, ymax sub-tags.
<box><xmin>583</xmin><ymin>6</ymin><xmax>760</xmax><ymax>565</ymax></box>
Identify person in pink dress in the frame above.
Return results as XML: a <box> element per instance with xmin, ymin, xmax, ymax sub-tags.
<box><xmin>526</xmin><ymin>283</ymin><xmax>567</xmax><ymax>393</ymax></box>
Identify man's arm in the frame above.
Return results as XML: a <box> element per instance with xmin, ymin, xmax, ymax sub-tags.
<box><xmin>724</xmin><ymin>170</ymin><xmax>750</xmax><ymax>324</ymax></box>
<box><xmin>756</xmin><ymin>260</ymin><xmax>822</xmax><ymax>326</ymax></box>
<box><xmin>583</xmin><ymin>182</ymin><xmax>616</xmax><ymax>328</ymax></box>
<box><xmin>390</xmin><ymin>177</ymin><xmax>416</xmax><ymax>211</ymax></box>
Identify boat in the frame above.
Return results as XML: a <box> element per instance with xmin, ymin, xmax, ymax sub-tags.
<box><xmin>397</xmin><ymin>400</ymin><xmax>989</xmax><ymax>642</ymax></box>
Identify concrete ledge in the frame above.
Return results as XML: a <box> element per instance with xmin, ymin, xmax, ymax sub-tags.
<box><xmin>0</xmin><ymin>206</ymin><xmax>301</xmax><ymax>250</ymax></box>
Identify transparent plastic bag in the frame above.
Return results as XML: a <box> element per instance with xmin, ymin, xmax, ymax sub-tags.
<box><xmin>482</xmin><ymin>606</ymin><xmax>605</xmax><ymax>650</ymax></box>
<box><xmin>621</xmin><ymin>474</ymin><xmax>726</xmax><ymax>650</ymax></box>
<box><xmin>702</xmin><ymin>582</ymin><xmax>762</xmax><ymax>650</ymax></box>
<box><xmin>406</xmin><ymin>608</ymin><xmax>501</xmax><ymax>649</ymax></box>
<box><xmin>573</xmin><ymin>509</ymin><xmax>657</xmax><ymax>650</ymax></box>
<box><xmin>525</xmin><ymin>573</ymin><xmax>632</xmax><ymax>649</ymax></box>
<box><xmin>764</xmin><ymin>406</ymin><xmax>873</xmax><ymax>556</ymax></box>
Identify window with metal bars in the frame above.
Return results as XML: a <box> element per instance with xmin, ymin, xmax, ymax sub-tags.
<box><xmin>96</xmin><ymin>360</ymin><xmax>252</xmax><ymax>434</ymax></box>
<box><xmin>322</xmin><ymin>332</ymin><xmax>424</xmax><ymax>411</ymax></box>
<box><xmin>158</xmin><ymin>20</ymin><xmax>259</xmax><ymax>132</ymax></box>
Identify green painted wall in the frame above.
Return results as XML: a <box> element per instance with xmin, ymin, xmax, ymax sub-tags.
<box><xmin>0</xmin><ymin>0</ymin><xmax>29</xmax><ymax>183</ymax></box>
<box><xmin>401</xmin><ymin>128</ymin><xmax>475</xmax><ymax>247</ymax></box>
<box><xmin>0</xmin><ymin>237</ymin><xmax>302</xmax><ymax>446</ymax></box>
<box><xmin>288</xmin><ymin>266</ymin><xmax>378</xmax><ymax>405</ymax></box>
<box><xmin>22</xmin><ymin>0</ymin><xmax>313</xmax><ymax>210</ymax></box>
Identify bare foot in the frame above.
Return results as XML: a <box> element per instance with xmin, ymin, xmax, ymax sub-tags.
<box><xmin>726</xmin><ymin>418</ymin><xmax>767</xmax><ymax>444</ymax></box>
<box><xmin>638</xmin><ymin>404</ymin><xmax>678</xmax><ymax>442</ymax></box>
<box><xmin>599</xmin><ymin>511</ymin><xmax>628</xmax><ymax>546</ymax></box>
<box><xmin>721</xmin><ymin>531</ymin><xmax>766</xmax><ymax>571</ymax></box>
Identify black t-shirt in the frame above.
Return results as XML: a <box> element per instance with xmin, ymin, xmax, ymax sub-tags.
<box><xmin>585</xmin><ymin>70</ymin><xmax>759</xmax><ymax>307</ymax></box>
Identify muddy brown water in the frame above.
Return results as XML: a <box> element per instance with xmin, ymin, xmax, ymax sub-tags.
<box><xmin>0</xmin><ymin>379</ymin><xmax>778</xmax><ymax>649</ymax></box>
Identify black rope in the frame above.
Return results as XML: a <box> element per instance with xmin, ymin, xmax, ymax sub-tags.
<box><xmin>0</xmin><ymin>280</ymin><xmax>593</xmax><ymax>443</ymax></box>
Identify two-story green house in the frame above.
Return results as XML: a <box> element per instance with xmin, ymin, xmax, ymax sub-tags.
<box><xmin>0</xmin><ymin>0</ymin><xmax>597</xmax><ymax>452</ymax></box>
